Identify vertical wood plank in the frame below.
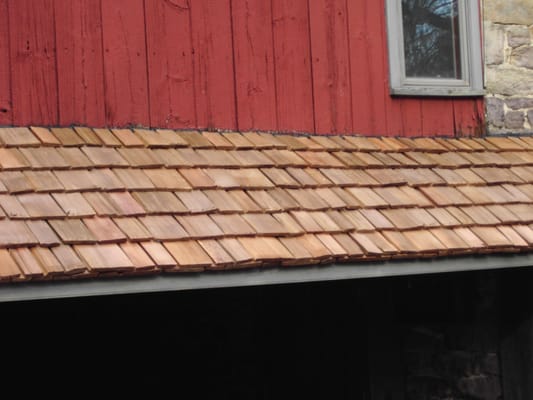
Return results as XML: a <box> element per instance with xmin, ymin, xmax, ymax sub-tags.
<box><xmin>453</xmin><ymin>98</ymin><xmax>485</xmax><ymax>137</ymax></box>
<box><xmin>421</xmin><ymin>100</ymin><xmax>455</xmax><ymax>136</ymax></box>
<box><xmin>55</xmin><ymin>0</ymin><xmax>105</xmax><ymax>127</ymax></box>
<box><xmin>309</xmin><ymin>0</ymin><xmax>352</xmax><ymax>134</ymax></box>
<box><xmin>347</xmin><ymin>0</ymin><xmax>387</xmax><ymax>135</ymax></box>
<box><xmin>0</xmin><ymin>0</ymin><xmax>12</xmax><ymax>125</ymax></box>
<box><xmin>190</xmin><ymin>0</ymin><xmax>236</xmax><ymax>130</ymax></box>
<box><xmin>8</xmin><ymin>0</ymin><xmax>58</xmax><ymax>125</ymax></box>
<box><xmin>232</xmin><ymin>0</ymin><xmax>277</xmax><ymax>132</ymax></box>
<box><xmin>400</xmin><ymin>99</ymin><xmax>423</xmax><ymax>137</ymax></box>
<box><xmin>272</xmin><ymin>0</ymin><xmax>314</xmax><ymax>133</ymax></box>
<box><xmin>144</xmin><ymin>0</ymin><xmax>196</xmax><ymax>129</ymax></box>
<box><xmin>101</xmin><ymin>0</ymin><xmax>149</xmax><ymax>127</ymax></box>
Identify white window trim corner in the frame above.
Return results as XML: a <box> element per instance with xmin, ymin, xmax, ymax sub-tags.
<box><xmin>385</xmin><ymin>0</ymin><xmax>484</xmax><ymax>97</ymax></box>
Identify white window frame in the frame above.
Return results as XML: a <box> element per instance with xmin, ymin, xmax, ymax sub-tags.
<box><xmin>385</xmin><ymin>0</ymin><xmax>484</xmax><ymax>96</ymax></box>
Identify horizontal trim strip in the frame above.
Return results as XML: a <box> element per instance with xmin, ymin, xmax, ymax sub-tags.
<box><xmin>1</xmin><ymin>253</ymin><xmax>533</xmax><ymax>303</ymax></box>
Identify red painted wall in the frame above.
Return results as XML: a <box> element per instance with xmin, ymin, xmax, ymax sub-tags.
<box><xmin>0</xmin><ymin>0</ymin><xmax>484</xmax><ymax>136</ymax></box>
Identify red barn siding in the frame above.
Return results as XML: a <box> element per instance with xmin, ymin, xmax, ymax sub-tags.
<box><xmin>101</xmin><ymin>0</ymin><xmax>150</xmax><ymax>126</ymax></box>
<box><xmin>9</xmin><ymin>0</ymin><xmax>58</xmax><ymax>125</ymax></box>
<box><xmin>55</xmin><ymin>0</ymin><xmax>105</xmax><ymax>126</ymax></box>
<box><xmin>0</xmin><ymin>0</ymin><xmax>12</xmax><ymax>125</ymax></box>
<box><xmin>144</xmin><ymin>0</ymin><xmax>196</xmax><ymax>128</ymax></box>
<box><xmin>0</xmin><ymin>0</ymin><xmax>484</xmax><ymax>136</ymax></box>
<box><xmin>232</xmin><ymin>0</ymin><xmax>278</xmax><ymax>131</ymax></box>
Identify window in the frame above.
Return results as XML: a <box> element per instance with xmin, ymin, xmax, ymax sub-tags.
<box><xmin>386</xmin><ymin>0</ymin><xmax>483</xmax><ymax>96</ymax></box>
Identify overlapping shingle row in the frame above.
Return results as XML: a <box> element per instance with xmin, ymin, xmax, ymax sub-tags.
<box><xmin>0</xmin><ymin>126</ymin><xmax>532</xmax><ymax>283</ymax></box>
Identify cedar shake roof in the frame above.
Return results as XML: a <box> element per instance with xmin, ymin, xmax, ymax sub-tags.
<box><xmin>0</xmin><ymin>126</ymin><xmax>533</xmax><ymax>284</ymax></box>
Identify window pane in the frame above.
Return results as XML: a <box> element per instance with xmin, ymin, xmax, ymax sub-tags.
<box><xmin>402</xmin><ymin>0</ymin><xmax>462</xmax><ymax>79</ymax></box>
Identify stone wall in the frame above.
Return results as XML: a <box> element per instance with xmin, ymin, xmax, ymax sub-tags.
<box><xmin>401</xmin><ymin>272</ymin><xmax>503</xmax><ymax>400</ymax></box>
<box><xmin>484</xmin><ymin>0</ymin><xmax>533</xmax><ymax>134</ymax></box>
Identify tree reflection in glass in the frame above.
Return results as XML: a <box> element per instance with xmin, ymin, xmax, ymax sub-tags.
<box><xmin>402</xmin><ymin>0</ymin><xmax>462</xmax><ymax>79</ymax></box>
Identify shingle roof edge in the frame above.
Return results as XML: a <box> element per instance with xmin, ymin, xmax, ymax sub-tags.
<box><xmin>1</xmin><ymin>252</ymin><xmax>532</xmax><ymax>303</ymax></box>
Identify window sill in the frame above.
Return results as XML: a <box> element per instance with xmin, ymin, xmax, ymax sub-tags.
<box><xmin>390</xmin><ymin>87</ymin><xmax>485</xmax><ymax>97</ymax></box>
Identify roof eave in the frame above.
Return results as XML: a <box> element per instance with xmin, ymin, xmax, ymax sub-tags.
<box><xmin>1</xmin><ymin>253</ymin><xmax>533</xmax><ymax>303</ymax></box>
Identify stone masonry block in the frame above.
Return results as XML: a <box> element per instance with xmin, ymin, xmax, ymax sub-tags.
<box><xmin>484</xmin><ymin>22</ymin><xmax>505</xmax><ymax>65</ymax></box>
<box><xmin>511</xmin><ymin>46</ymin><xmax>533</xmax><ymax>69</ymax></box>
<box><xmin>528</xmin><ymin>110</ymin><xmax>533</xmax><ymax>126</ymax></box>
<box><xmin>507</xmin><ymin>25</ymin><xmax>531</xmax><ymax>48</ymax></box>
<box><xmin>486</xmin><ymin>97</ymin><xmax>505</xmax><ymax>128</ymax></box>
<box><xmin>506</xmin><ymin>98</ymin><xmax>533</xmax><ymax>110</ymax></box>
<box><xmin>505</xmin><ymin>110</ymin><xmax>525</xmax><ymax>130</ymax></box>
<box><xmin>485</xmin><ymin>0</ymin><xmax>533</xmax><ymax>25</ymax></box>
<box><xmin>486</xmin><ymin>67</ymin><xmax>533</xmax><ymax>96</ymax></box>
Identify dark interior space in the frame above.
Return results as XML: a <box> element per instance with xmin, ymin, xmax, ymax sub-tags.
<box><xmin>1</xmin><ymin>268</ymin><xmax>531</xmax><ymax>399</ymax></box>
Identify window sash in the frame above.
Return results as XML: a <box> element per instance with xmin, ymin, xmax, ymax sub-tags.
<box><xmin>386</xmin><ymin>0</ymin><xmax>483</xmax><ymax>96</ymax></box>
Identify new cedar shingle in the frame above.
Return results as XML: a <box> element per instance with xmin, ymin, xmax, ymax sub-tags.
<box><xmin>247</xmin><ymin>190</ymin><xmax>283</xmax><ymax>212</ymax></box>
<box><xmin>84</xmin><ymin>217</ymin><xmax>127</xmax><ymax>243</ymax></box>
<box><xmin>242</xmin><ymin>213</ymin><xmax>290</xmax><ymax>236</ymax></box>
<box><xmin>57</xmin><ymin>147</ymin><xmax>93</xmax><ymax>168</ymax></box>
<box><xmin>88</xmin><ymin>169</ymin><xmax>125</xmax><ymax>191</ymax></box>
<box><xmin>203</xmin><ymin>190</ymin><xmax>244</xmax><ymax>213</ymax></box>
<box><xmin>0</xmin><ymin>148</ymin><xmax>31</xmax><ymax>170</ymax></box>
<box><xmin>26</xmin><ymin>220</ymin><xmax>61</xmax><ymax>246</ymax></box>
<box><xmin>139</xmin><ymin>216</ymin><xmax>188</xmax><ymax>240</ymax></box>
<box><xmin>175</xmin><ymin>190</ymin><xmax>217</xmax><ymax>213</ymax></box>
<box><xmin>113</xmin><ymin>218</ymin><xmax>153</xmax><ymax>241</ymax></box>
<box><xmin>132</xmin><ymin>191</ymin><xmax>187</xmax><ymax>214</ymax></box>
<box><xmin>143</xmin><ymin>168</ymin><xmax>192</xmax><ymax>191</ymax></box>
<box><xmin>30</xmin><ymin>126</ymin><xmax>61</xmax><ymax>146</ymax></box>
<box><xmin>23</xmin><ymin>170</ymin><xmax>64</xmax><ymax>193</ymax></box>
<box><xmin>11</xmin><ymin>248</ymin><xmax>45</xmax><ymax>279</ymax></box>
<box><xmin>141</xmin><ymin>241</ymin><xmax>177</xmax><ymax>269</ymax></box>
<box><xmin>49</xmin><ymin>219</ymin><xmax>96</xmax><ymax>244</ymax></box>
<box><xmin>0</xmin><ymin>249</ymin><xmax>22</xmax><ymax>281</ymax></box>
<box><xmin>210</xmin><ymin>214</ymin><xmax>255</xmax><ymax>236</ymax></box>
<box><xmin>73</xmin><ymin>127</ymin><xmax>102</xmax><ymax>146</ymax></box>
<box><xmin>176</xmin><ymin>215</ymin><xmax>224</xmax><ymax>239</ymax></box>
<box><xmin>17</xmin><ymin>194</ymin><xmax>65</xmax><ymax>218</ymax></box>
<box><xmin>163</xmin><ymin>240</ymin><xmax>212</xmax><ymax>271</ymax></box>
<box><xmin>218</xmin><ymin>238</ymin><xmax>255</xmax><ymax>266</ymax></box>
<box><xmin>0</xmin><ymin>127</ymin><xmax>40</xmax><ymax>147</ymax></box>
<box><xmin>31</xmin><ymin>247</ymin><xmax>64</xmax><ymax>276</ymax></box>
<box><xmin>198</xmin><ymin>240</ymin><xmax>234</xmax><ymax>268</ymax></box>
<box><xmin>120</xmin><ymin>242</ymin><xmax>157</xmax><ymax>270</ymax></box>
<box><xmin>2</xmin><ymin>128</ymin><xmax>533</xmax><ymax>284</ymax></box>
<box><xmin>75</xmin><ymin>244</ymin><xmax>134</xmax><ymax>272</ymax></box>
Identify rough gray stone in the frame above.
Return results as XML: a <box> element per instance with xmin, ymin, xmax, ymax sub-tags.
<box><xmin>486</xmin><ymin>97</ymin><xmax>505</xmax><ymax>128</ymax></box>
<box><xmin>458</xmin><ymin>375</ymin><xmax>502</xmax><ymax>400</ymax></box>
<box><xmin>485</xmin><ymin>0</ymin><xmax>533</xmax><ymax>25</ymax></box>
<box><xmin>484</xmin><ymin>22</ymin><xmax>505</xmax><ymax>65</ymax></box>
<box><xmin>506</xmin><ymin>97</ymin><xmax>533</xmax><ymax>109</ymax></box>
<box><xmin>507</xmin><ymin>25</ymin><xmax>531</xmax><ymax>48</ymax></box>
<box><xmin>505</xmin><ymin>111</ymin><xmax>525</xmax><ymax>130</ymax></box>
<box><xmin>486</xmin><ymin>67</ymin><xmax>533</xmax><ymax>96</ymax></box>
<box><xmin>511</xmin><ymin>46</ymin><xmax>533</xmax><ymax>69</ymax></box>
<box><xmin>482</xmin><ymin>353</ymin><xmax>500</xmax><ymax>376</ymax></box>
<box><xmin>528</xmin><ymin>109</ymin><xmax>533</xmax><ymax>126</ymax></box>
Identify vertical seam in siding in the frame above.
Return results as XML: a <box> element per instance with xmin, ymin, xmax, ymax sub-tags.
<box><xmin>99</xmin><ymin>0</ymin><xmax>109</xmax><ymax>127</ymax></box>
<box><xmin>229</xmin><ymin>0</ymin><xmax>239</xmax><ymax>131</ymax></box>
<box><xmin>5</xmin><ymin>0</ymin><xmax>13</xmax><ymax>126</ymax></box>
<box><xmin>344</xmin><ymin>0</ymin><xmax>354</xmax><ymax>134</ymax></box>
<box><xmin>187</xmin><ymin>0</ymin><xmax>198</xmax><ymax>128</ymax></box>
<box><xmin>52</xmin><ymin>0</ymin><xmax>60</xmax><ymax>125</ymax></box>
<box><xmin>141</xmin><ymin>0</ymin><xmax>152</xmax><ymax>128</ymax></box>
<box><xmin>270</xmin><ymin>0</ymin><xmax>279</xmax><ymax>131</ymax></box>
<box><xmin>306</xmin><ymin>0</ymin><xmax>316</xmax><ymax>133</ymax></box>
